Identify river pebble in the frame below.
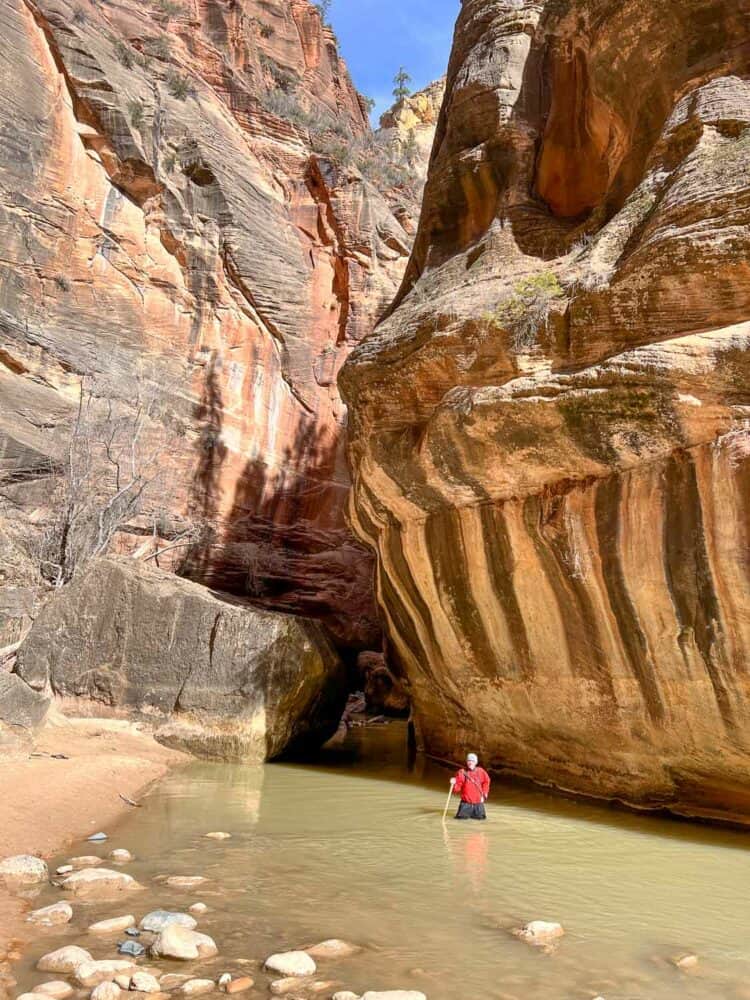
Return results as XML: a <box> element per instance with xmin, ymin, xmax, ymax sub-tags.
<box><xmin>332</xmin><ymin>993</ymin><xmax>359</xmax><ymax>1000</ymax></box>
<box><xmin>673</xmin><ymin>954</ymin><xmax>699</xmax><ymax>971</ymax></box>
<box><xmin>76</xmin><ymin>961</ymin><xmax>137</xmax><ymax>987</ymax></box>
<box><xmin>89</xmin><ymin>915</ymin><xmax>136</xmax><ymax>935</ymax></box>
<box><xmin>27</xmin><ymin>902</ymin><xmax>73</xmax><ymax>927</ymax></box>
<box><xmin>203</xmin><ymin>833</ymin><xmax>231</xmax><ymax>840</ymax></box>
<box><xmin>110</xmin><ymin>850</ymin><xmax>134</xmax><ymax>864</ymax></box>
<box><xmin>37</xmin><ymin>946</ymin><xmax>93</xmax><ymax>974</ymax></box>
<box><xmin>305</xmin><ymin>940</ymin><xmax>360</xmax><ymax>960</ymax></box>
<box><xmin>0</xmin><ymin>855</ymin><xmax>48</xmax><ymax>883</ymax></box>
<box><xmin>140</xmin><ymin>911</ymin><xmax>197</xmax><ymax>933</ymax></box>
<box><xmin>188</xmin><ymin>904</ymin><xmax>208</xmax><ymax>916</ymax></box>
<box><xmin>223</xmin><ymin>977</ymin><xmax>254</xmax><ymax>994</ymax></box>
<box><xmin>264</xmin><ymin>953</ymin><xmax>316</xmax><ymax>978</ymax></box>
<box><xmin>151</xmin><ymin>925</ymin><xmax>218</xmax><ymax>961</ymax></box>
<box><xmin>32</xmin><ymin>982</ymin><xmax>75</xmax><ymax>999</ymax></box>
<box><xmin>61</xmin><ymin>869</ymin><xmax>142</xmax><ymax>899</ymax></box>
<box><xmin>15</xmin><ymin>993</ymin><xmax>40</xmax><ymax>1000</ymax></box>
<box><xmin>179</xmin><ymin>980</ymin><xmax>215</xmax><ymax>996</ymax></box>
<box><xmin>164</xmin><ymin>876</ymin><xmax>207</xmax><ymax>890</ymax></box>
<box><xmin>88</xmin><ymin>833</ymin><xmax>108</xmax><ymax>842</ymax></box>
<box><xmin>55</xmin><ymin>866</ymin><xmax>74</xmax><ymax>876</ymax></box>
<box><xmin>118</xmin><ymin>941</ymin><xmax>146</xmax><ymax>958</ymax></box>
<box><xmin>131</xmin><ymin>972</ymin><xmax>161</xmax><ymax>994</ymax></box>
<box><xmin>113</xmin><ymin>976</ymin><xmax>133</xmax><ymax>990</ymax></box>
<box><xmin>90</xmin><ymin>983</ymin><xmax>120</xmax><ymax>1000</ymax></box>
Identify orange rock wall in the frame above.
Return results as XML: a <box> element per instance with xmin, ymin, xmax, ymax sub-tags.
<box><xmin>342</xmin><ymin>0</ymin><xmax>750</xmax><ymax>820</ymax></box>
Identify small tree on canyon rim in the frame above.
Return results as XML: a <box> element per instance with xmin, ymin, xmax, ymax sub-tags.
<box><xmin>38</xmin><ymin>382</ymin><xmax>165</xmax><ymax>588</ymax></box>
<box><xmin>393</xmin><ymin>67</ymin><xmax>412</xmax><ymax>102</ymax></box>
<box><xmin>315</xmin><ymin>0</ymin><xmax>332</xmax><ymax>23</ymax></box>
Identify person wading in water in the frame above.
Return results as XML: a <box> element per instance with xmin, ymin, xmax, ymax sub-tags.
<box><xmin>450</xmin><ymin>753</ymin><xmax>490</xmax><ymax>820</ymax></box>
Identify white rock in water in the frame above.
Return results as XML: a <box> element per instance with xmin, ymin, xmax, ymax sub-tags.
<box><xmin>217</xmin><ymin>975</ymin><xmax>231</xmax><ymax>988</ymax></box>
<box><xmin>361</xmin><ymin>993</ymin><xmax>427</xmax><ymax>1000</ymax></box>
<box><xmin>305</xmin><ymin>939</ymin><xmax>360</xmax><ymax>959</ymax></box>
<box><xmin>90</xmin><ymin>982</ymin><xmax>120</xmax><ymax>1000</ymax></box>
<box><xmin>61</xmin><ymin>868</ymin><xmax>141</xmax><ymax>898</ymax></box>
<box><xmin>76</xmin><ymin>960</ymin><xmax>137</xmax><ymax>987</ymax></box>
<box><xmin>88</xmin><ymin>915</ymin><xmax>136</xmax><ymax>935</ymax></box>
<box><xmin>151</xmin><ymin>924</ymin><xmax>218</xmax><ymax>960</ymax></box>
<box><xmin>32</xmin><ymin>982</ymin><xmax>76</xmax><ymax>999</ymax></box>
<box><xmin>15</xmin><ymin>994</ymin><xmax>40</xmax><ymax>1000</ymax></box>
<box><xmin>165</xmin><ymin>875</ymin><xmax>207</xmax><ymax>889</ymax></box>
<box><xmin>204</xmin><ymin>832</ymin><xmax>231</xmax><ymax>840</ymax></box>
<box><xmin>113</xmin><ymin>976</ymin><xmax>132</xmax><ymax>991</ymax></box>
<box><xmin>264</xmin><ymin>952</ymin><xmax>316</xmax><ymax>978</ymax></box>
<box><xmin>88</xmin><ymin>833</ymin><xmax>108</xmax><ymax>842</ymax></box>
<box><xmin>140</xmin><ymin>910</ymin><xmax>197</xmax><ymax>932</ymax></box>
<box><xmin>130</xmin><ymin>972</ymin><xmax>161</xmax><ymax>994</ymax></box>
<box><xmin>188</xmin><ymin>903</ymin><xmax>208</xmax><ymax>915</ymax></box>
<box><xmin>27</xmin><ymin>902</ymin><xmax>73</xmax><ymax>926</ymax></box>
<box><xmin>0</xmin><ymin>854</ymin><xmax>48</xmax><ymax>883</ymax></box>
<box><xmin>269</xmin><ymin>980</ymin><xmax>306</xmax><ymax>997</ymax></box>
<box><xmin>332</xmin><ymin>993</ymin><xmax>360</xmax><ymax>1000</ymax></box>
<box><xmin>513</xmin><ymin>920</ymin><xmax>565</xmax><ymax>944</ymax></box>
<box><xmin>673</xmin><ymin>954</ymin><xmax>699</xmax><ymax>971</ymax></box>
<box><xmin>56</xmin><ymin>865</ymin><xmax>74</xmax><ymax>875</ymax></box>
<box><xmin>37</xmin><ymin>946</ymin><xmax>93</xmax><ymax>974</ymax></box>
<box><xmin>179</xmin><ymin>981</ymin><xmax>215</xmax><ymax>996</ymax></box>
<box><xmin>110</xmin><ymin>849</ymin><xmax>133</xmax><ymax>863</ymax></box>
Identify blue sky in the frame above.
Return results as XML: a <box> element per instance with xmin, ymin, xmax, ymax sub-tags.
<box><xmin>329</xmin><ymin>0</ymin><xmax>460</xmax><ymax>122</ymax></box>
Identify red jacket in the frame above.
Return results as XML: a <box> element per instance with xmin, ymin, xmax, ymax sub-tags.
<box><xmin>453</xmin><ymin>766</ymin><xmax>490</xmax><ymax>804</ymax></box>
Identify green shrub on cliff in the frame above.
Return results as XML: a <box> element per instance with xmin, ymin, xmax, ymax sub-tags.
<box><xmin>484</xmin><ymin>272</ymin><xmax>565</xmax><ymax>351</ymax></box>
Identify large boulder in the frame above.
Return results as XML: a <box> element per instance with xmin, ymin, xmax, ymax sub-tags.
<box><xmin>0</xmin><ymin>672</ymin><xmax>50</xmax><ymax>729</ymax></box>
<box><xmin>16</xmin><ymin>558</ymin><xmax>347</xmax><ymax>761</ymax></box>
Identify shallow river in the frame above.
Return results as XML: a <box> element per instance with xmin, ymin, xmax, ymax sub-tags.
<box><xmin>13</xmin><ymin>723</ymin><xmax>750</xmax><ymax>1000</ymax></box>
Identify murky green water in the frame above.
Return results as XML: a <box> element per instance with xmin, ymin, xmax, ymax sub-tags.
<box><xmin>12</xmin><ymin>723</ymin><xmax>750</xmax><ymax>999</ymax></box>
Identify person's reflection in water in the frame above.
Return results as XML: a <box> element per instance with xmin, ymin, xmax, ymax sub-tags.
<box><xmin>446</xmin><ymin>826</ymin><xmax>489</xmax><ymax>895</ymax></box>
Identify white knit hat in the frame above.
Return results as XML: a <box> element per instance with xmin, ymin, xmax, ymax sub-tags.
<box><xmin>466</xmin><ymin>752</ymin><xmax>478</xmax><ymax>763</ymax></box>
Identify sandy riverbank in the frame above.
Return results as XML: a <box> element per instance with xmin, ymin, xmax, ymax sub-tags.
<box><xmin>0</xmin><ymin>717</ymin><xmax>186</xmax><ymax>962</ymax></box>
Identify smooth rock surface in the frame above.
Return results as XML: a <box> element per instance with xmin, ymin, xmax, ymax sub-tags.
<box><xmin>264</xmin><ymin>953</ymin><xmax>316</xmax><ymax>978</ymax></box>
<box><xmin>151</xmin><ymin>926</ymin><xmax>218</xmax><ymax>961</ymax></box>
<box><xmin>88</xmin><ymin>916</ymin><xmax>136</xmax><ymax>935</ymax></box>
<box><xmin>27</xmin><ymin>902</ymin><xmax>73</xmax><ymax>926</ymax></box>
<box><xmin>110</xmin><ymin>850</ymin><xmax>133</xmax><ymax>864</ymax></box>
<box><xmin>305</xmin><ymin>940</ymin><xmax>360</xmax><ymax>960</ymax></box>
<box><xmin>140</xmin><ymin>911</ymin><xmax>197</xmax><ymax>933</ymax></box>
<box><xmin>76</xmin><ymin>962</ymin><xmax>137</xmax><ymax>988</ymax></box>
<box><xmin>130</xmin><ymin>972</ymin><xmax>161</xmax><ymax>994</ymax></box>
<box><xmin>90</xmin><ymin>984</ymin><xmax>120</xmax><ymax>1000</ymax></box>
<box><xmin>31</xmin><ymin>983</ymin><xmax>75</xmax><ymax>999</ymax></box>
<box><xmin>0</xmin><ymin>855</ymin><xmax>48</xmax><ymax>883</ymax></box>
<box><xmin>18</xmin><ymin>559</ymin><xmax>347</xmax><ymax>763</ymax></box>
<box><xmin>513</xmin><ymin>922</ymin><xmax>565</xmax><ymax>945</ymax></box>
<box><xmin>178</xmin><ymin>982</ymin><xmax>215</xmax><ymax>997</ymax></box>
<box><xmin>37</xmin><ymin>947</ymin><xmax>93</xmax><ymax>975</ymax></box>
<box><xmin>61</xmin><ymin>868</ymin><xmax>141</xmax><ymax>898</ymax></box>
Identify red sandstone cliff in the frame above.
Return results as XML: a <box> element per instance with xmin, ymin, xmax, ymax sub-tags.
<box><xmin>0</xmin><ymin>0</ymin><xmax>421</xmax><ymax>650</ymax></box>
<box><xmin>342</xmin><ymin>0</ymin><xmax>750</xmax><ymax>822</ymax></box>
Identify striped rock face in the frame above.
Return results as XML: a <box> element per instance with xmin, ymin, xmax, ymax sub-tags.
<box><xmin>341</xmin><ymin>0</ymin><xmax>750</xmax><ymax>821</ymax></box>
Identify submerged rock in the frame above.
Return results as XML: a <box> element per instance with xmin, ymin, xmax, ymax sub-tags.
<box><xmin>140</xmin><ymin>911</ymin><xmax>197</xmax><ymax>933</ymax></box>
<box><xmin>117</xmin><ymin>941</ymin><xmax>145</xmax><ymax>959</ymax></box>
<box><xmin>31</xmin><ymin>983</ymin><xmax>75</xmax><ymax>999</ymax></box>
<box><xmin>151</xmin><ymin>925</ymin><xmax>218</xmax><ymax>961</ymax></box>
<box><xmin>188</xmin><ymin>904</ymin><xmax>208</xmax><ymax>916</ymax></box>
<box><xmin>305</xmin><ymin>940</ymin><xmax>360</xmax><ymax>960</ymax></box>
<box><xmin>61</xmin><ymin>868</ymin><xmax>142</xmax><ymax>899</ymax></box>
<box><xmin>69</xmin><ymin>857</ymin><xmax>104</xmax><ymax>869</ymax></box>
<box><xmin>88</xmin><ymin>833</ymin><xmax>108</xmax><ymax>843</ymax></box>
<box><xmin>88</xmin><ymin>915</ymin><xmax>136</xmax><ymax>935</ymax></box>
<box><xmin>204</xmin><ymin>833</ymin><xmax>231</xmax><ymax>841</ymax></box>
<box><xmin>0</xmin><ymin>855</ymin><xmax>48</xmax><ymax>883</ymax></box>
<box><xmin>165</xmin><ymin>876</ymin><xmax>207</xmax><ymax>890</ymax></box>
<box><xmin>264</xmin><ymin>953</ymin><xmax>316</xmax><ymax>978</ymax></box>
<box><xmin>224</xmin><ymin>978</ymin><xmax>254</xmax><ymax>995</ymax></box>
<box><xmin>37</xmin><ymin>947</ymin><xmax>93</xmax><ymax>974</ymax></box>
<box><xmin>27</xmin><ymin>902</ymin><xmax>73</xmax><ymax>926</ymax></box>
<box><xmin>673</xmin><ymin>954</ymin><xmax>699</xmax><ymax>971</ymax></box>
<box><xmin>513</xmin><ymin>921</ymin><xmax>565</xmax><ymax>946</ymax></box>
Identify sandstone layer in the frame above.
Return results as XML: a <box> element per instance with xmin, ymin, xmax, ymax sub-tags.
<box><xmin>0</xmin><ymin>0</ymin><xmax>420</xmax><ymax>653</ymax></box>
<box><xmin>342</xmin><ymin>0</ymin><xmax>750</xmax><ymax>822</ymax></box>
<box><xmin>15</xmin><ymin>557</ymin><xmax>346</xmax><ymax>759</ymax></box>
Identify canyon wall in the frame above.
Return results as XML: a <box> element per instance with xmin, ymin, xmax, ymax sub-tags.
<box><xmin>342</xmin><ymin>0</ymin><xmax>750</xmax><ymax>822</ymax></box>
<box><xmin>0</xmin><ymin>0</ymin><xmax>421</xmax><ymax>654</ymax></box>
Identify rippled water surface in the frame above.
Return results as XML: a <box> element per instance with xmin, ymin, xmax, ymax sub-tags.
<box><xmin>13</xmin><ymin>723</ymin><xmax>750</xmax><ymax>999</ymax></box>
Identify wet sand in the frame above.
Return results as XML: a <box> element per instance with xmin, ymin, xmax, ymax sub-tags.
<box><xmin>0</xmin><ymin>717</ymin><xmax>186</xmax><ymax>954</ymax></box>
